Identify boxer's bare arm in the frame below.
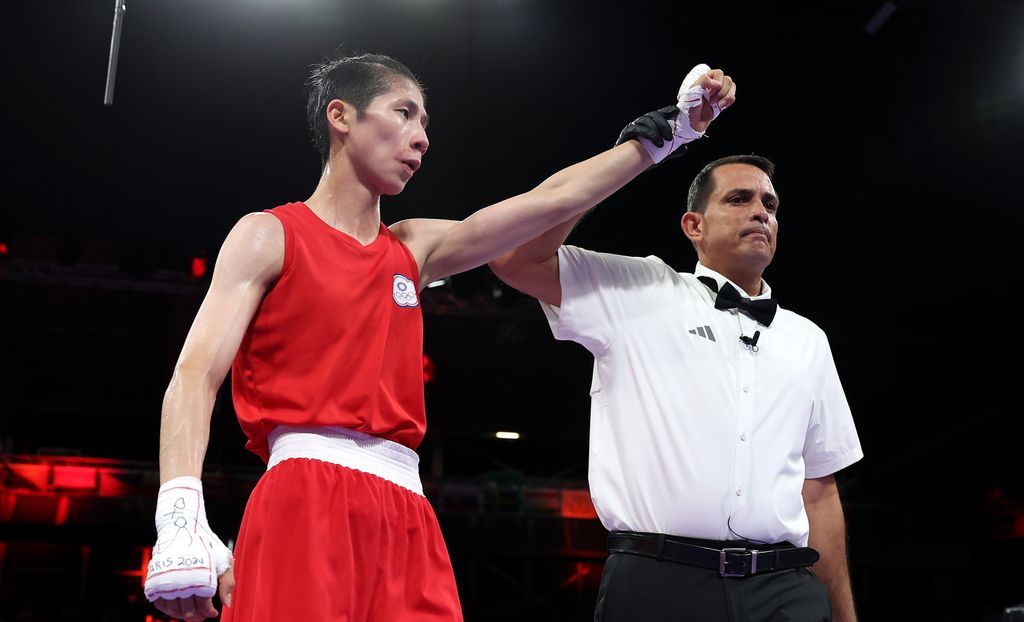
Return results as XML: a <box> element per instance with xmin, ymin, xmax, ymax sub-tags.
<box><xmin>392</xmin><ymin>140</ymin><xmax>652</xmax><ymax>289</ymax></box>
<box><xmin>152</xmin><ymin>213</ymin><xmax>279</xmax><ymax>619</ymax></box>
<box><xmin>394</xmin><ymin>69</ymin><xmax>736</xmax><ymax>297</ymax></box>
<box><xmin>159</xmin><ymin>212</ymin><xmax>284</xmax><ymax>483</ymax></box>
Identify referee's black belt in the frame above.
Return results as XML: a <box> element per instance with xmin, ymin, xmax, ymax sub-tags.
<box><xmin>608</xmin><ymin>531</ymin><xmax>820</xmax><ymax>578</ymax></box>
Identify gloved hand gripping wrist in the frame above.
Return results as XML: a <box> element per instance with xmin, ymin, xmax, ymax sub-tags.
<box><xmin>616</xmin><ymin>63</ymin><xmax>723</xmax><ymax>164</ymax></box>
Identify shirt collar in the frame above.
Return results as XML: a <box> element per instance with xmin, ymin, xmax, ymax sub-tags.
<box><xmin>693</xmin><ymin>263</ymin><xmax>773</xmax><ymax>300</ymax></box>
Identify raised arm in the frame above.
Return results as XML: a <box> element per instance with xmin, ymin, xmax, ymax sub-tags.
<box><xmin>396</xmin><ymin>140</ymin><xmax>652</xmax><ymax>287</ymax></box>
<box><xmin>148</xmin><ymin>212</ymin><xmax>283</xmax><ymax>621</ymax></box>
<box><xmin>395</xmin><ymin>65</ymin><xmax>736</xmax><ymax>294</ymax></box>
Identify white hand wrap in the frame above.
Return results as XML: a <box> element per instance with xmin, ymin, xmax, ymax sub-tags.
<box><xmin>144</xmin><ymin>476</ymin><xmax>233</xmax><ymax>602</ymax></box>
<box><xmin>640</xmin><ymin>63</ymin><xmax>719</xmax><ymax>163</ymax></box>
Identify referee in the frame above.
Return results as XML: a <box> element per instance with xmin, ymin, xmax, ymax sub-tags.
<box><xmin>491</xmin><ymin>152</ymin><xmax>863</xmax><ymax>621</ymax></box>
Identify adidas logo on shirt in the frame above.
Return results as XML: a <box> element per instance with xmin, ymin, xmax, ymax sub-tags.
<box><xmin>688</xmin><ymin>325</ymin><xmax>716</xmax><ymax>342</ymax></box>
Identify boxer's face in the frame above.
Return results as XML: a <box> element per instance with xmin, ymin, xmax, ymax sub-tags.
<box><xmin>344</xmin><ymin>79</ymin><xmax>430</xmax><ymax>196</ymax></box>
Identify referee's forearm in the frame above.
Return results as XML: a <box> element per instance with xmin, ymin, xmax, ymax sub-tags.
<box><xmin>806</xmin><ymin>484</ymin><xmax>857</xmax><ymax>622</ymax></box>
<box><xmin>817</xmin><ymin>541</ymin><xmax>856</xmax><ymax>622</ymax></box>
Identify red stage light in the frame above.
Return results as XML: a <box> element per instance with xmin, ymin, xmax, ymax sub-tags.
<box><xmin>54</xmin><ymin>496</ymin><xmax>69</xmax><ymax>526</ymax></box>
<box><xmin>422</xmin><ymin>353</ymin><xmax>435</xmax><ymax>384</ymax></box>
<box><xmin>0</xmin><ymin>242</ymin><xmax>8</xmax><ymax>256</ymax></box>
<box><xmin>191</xmin><ymin>256</ymin><xmax>207</xmax><ymax>279</ymax></box>
<box><xmin>0</xmin><ymin>494</ymin><xmax>15</xmax><ymax>522</ymax></box>
<box><xmin>560</xmin><ymin>489</ymin><xmax>598</xmax><ymax>520</ymax></box>
<box><xmin>141</xmin><ymin>546</ymin><xmax>152</xmax><ymax>588</ymax></box>
<box><xmin>52</xmin><ymin>465</ymin><xmax>98</xmax><ymax>490</ymax></box>
<box><xmin>8</xmin><ymin>463</ymin><xmax>50</xmax><ymax>490</ymax></box>
<box><xmin>98</xmin><ymin>470</ymin><xmax>132</xmax><ymax>496</ymax></box>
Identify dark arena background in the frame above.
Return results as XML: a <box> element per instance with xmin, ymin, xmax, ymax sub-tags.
<box><xmin>2</xmin><ymin>0</ymin><xmax>1023</xmax><ymax>620</ymax></box>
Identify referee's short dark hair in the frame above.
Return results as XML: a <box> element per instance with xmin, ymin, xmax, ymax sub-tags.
<box><xmin>687</xmin><ymin>155</ymin><xmax>776</xmax><ymax>213</ymax></box>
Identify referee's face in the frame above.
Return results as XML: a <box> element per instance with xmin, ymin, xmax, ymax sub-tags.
<box><xmin>693</xmin><ymin>163</ymin><xmax>779</xmax><ymax>272</ymax></box>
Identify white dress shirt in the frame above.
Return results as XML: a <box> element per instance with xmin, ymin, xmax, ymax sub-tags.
<box><xmin>541</xmin><ymin>245</ymin><xmax>863</xmax><ymax>546</ymax></box>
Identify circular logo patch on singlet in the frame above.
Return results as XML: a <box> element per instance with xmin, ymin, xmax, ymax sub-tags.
<box><xmin>393</xmin><ymin>274</ymin><xmax>419</xmax><ymax>308</ymax></box>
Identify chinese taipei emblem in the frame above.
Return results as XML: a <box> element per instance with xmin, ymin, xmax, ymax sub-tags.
<box><xmin>393</xmin><ymin>274</ymin><xmax>419</xmax><ymax>308</ymax></box>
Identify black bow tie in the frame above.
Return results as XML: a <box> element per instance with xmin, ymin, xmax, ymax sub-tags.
<box><xmin>697</xmin><ymin>276</ymin><xmax>778</xmax><ymax>327</ymax></box>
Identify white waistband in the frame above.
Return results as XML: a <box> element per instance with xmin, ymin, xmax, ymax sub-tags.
<box><xmin>267</xmin><ymin>426</ymin><xmax>423</xmax><ymax>496</ymax></box>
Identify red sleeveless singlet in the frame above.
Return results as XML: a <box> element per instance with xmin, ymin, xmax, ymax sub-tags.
<box><xmin>231</xmin><ymin>202</ymin><xmax>426</xmax><ymax>462</ymax></box>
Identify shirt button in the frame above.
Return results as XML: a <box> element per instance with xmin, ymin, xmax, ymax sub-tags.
<box><xmin>740</xmin><ymin>434</ymin><xmax>747</xmax><ymax>441</ymax></box>
<box><xmin>736</xmin><ymin>488</ymin><xmax>743</xmax><ymax>496</ymax></box>
<box><xmin>742</xmin><ymin>386</ymin><xmax>749</xmax><ymax>393</ymax></box>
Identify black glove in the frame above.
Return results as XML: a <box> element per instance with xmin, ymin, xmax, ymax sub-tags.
<box><xmin>614</xmin><ymin>105</ymin><xmax>687</xmax><ymax>161</ymax></box>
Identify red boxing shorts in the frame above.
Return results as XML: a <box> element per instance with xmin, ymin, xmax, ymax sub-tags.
<box><xmin>222</xmin><ymin>427</ymin><xmax>463</xmax><ymax>622</ymax></box>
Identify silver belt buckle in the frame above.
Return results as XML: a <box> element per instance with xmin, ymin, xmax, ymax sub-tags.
<box><xmin>719</xmin><ymin>548</ymin><xmax>757</xmax><ymax>577</ymax></box>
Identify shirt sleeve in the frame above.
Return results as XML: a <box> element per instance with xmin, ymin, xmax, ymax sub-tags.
<box><xmin>539</xmin><ymin>245</ymin><xmax>671</xmax><ymax>356</ymax></box>
<box><xmin>803</xmin><ymin>330</ymin><xmax>864</xmax><ymax>478</ymax></box>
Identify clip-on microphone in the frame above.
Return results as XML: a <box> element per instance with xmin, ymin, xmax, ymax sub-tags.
<box><xmin>739</xmin><ymin>330</ymin><xmax>760</xmax><ymax>352</ymax></box>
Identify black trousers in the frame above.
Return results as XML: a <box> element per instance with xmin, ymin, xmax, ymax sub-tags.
<box><xmin>594</xmin><ymin>552</ymin><xmax>832</xmax><ymax>622</ymax></box>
